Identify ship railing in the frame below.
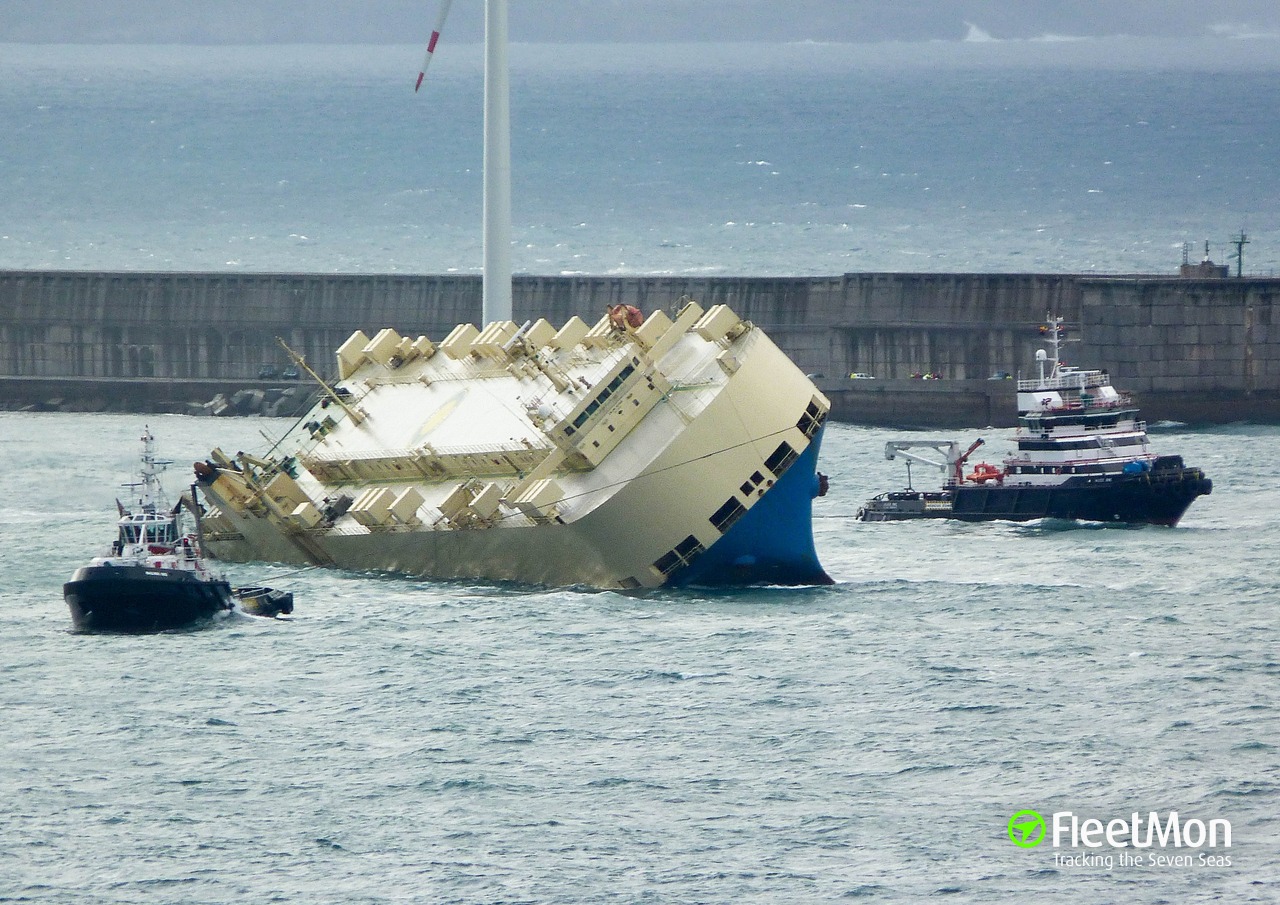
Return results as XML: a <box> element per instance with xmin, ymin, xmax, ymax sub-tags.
<box><xmin>1031</xmin><ymin>392</ymin><xmax>1133</xmax><ymax>414</ymax></box>
<box><xmin>1079</xmin><ymin>392</ymin><xmax>1133</xmax><ymax>408</ymax></box>
<box><xmin>300</xmin><ymin>437</ymin><xmax>554</xmax><ymax>484</ymax></box>
<box><xmin>311</xmin><ymin>509</ymin><xmax>542</xmax><ymax>535</ymax></box>
<box><xmin>1017</xmin><ymin>371</ymin><xmax>1110</xmax><ymax>392</ymax></box>
<box><xmin>316</xmin><ymin>439</ymin><xmax>546</xmax><ymax>461</ymax></box>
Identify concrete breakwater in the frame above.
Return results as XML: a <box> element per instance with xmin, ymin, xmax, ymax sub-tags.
<box><xmin>1</xmin><ymin>269</ymin><xmax>1277</xmax><ymax>426</ymax></box>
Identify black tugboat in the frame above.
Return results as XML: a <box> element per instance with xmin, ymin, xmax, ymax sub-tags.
<box><xmin>858</xmin><ymin>316</ymin><xmax>1213</xmax><ymax>525</ymax></box>
<box><xmin>64</xmin><ymin>428</ymin><xmax>236</xmax><ymax>632</ymax></box>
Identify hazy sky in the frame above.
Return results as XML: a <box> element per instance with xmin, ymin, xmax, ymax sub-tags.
<box><xmin>4</xmin><ymin>1</ymin><xmax>1280</xmax><ymax>44</ymax></box>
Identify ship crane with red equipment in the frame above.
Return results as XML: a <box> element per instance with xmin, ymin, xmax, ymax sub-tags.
<box><xmin>884</xmin><ymin>438</ymin><xmax>986</xmax><ymax>488</ymax></box>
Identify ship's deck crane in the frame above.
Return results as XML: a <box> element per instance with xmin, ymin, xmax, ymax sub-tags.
<box><xmin>884</xmin><ymin>438</ymin><xmax>985</xmax><ymax>487</ymax></box>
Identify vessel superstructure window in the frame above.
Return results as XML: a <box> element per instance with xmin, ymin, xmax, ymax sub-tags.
<box><xmin>797</xmin><ymin>399</ymin><xmax>827</xmax><ymax>439</ymax></box>
<box><xmin>145</xmin><ymin>523</ymin><xmax>175</xmax><ymax>543</ymax></box>
<box><xmin>710</xmin><ymin>497</ymin><xmax>747</xmax><ymax>533</ymax></box>
<box><xmin>1018</xmin><ymin>435</ymin><xmax>1145</xmax><ymax>452</ymax></box>
<box><xmin>739</xmin><ymin>471</ymin><xmax>765</xmax><ymax>496</ymax></box>
<box><xmin>570</xmin><ymin>363</ymin><xmax>636</xmax><ymax>431</ymax></box>
<box><xmin>653</xmin><ymin>535</ymin><xmax>706</xmax><ymax>576</ymax></box>
<box><xmin>764</xmin><ymin>442</ymin><xmax>798</xmax><ymax>477</ymax></box>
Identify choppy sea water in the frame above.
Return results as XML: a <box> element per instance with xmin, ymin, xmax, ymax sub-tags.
<box><xmin>2</xmin><ymin>41</ymin><xmax>1280</xmax><ymax>276</ymax></box>
<box><xmin>1</xmin><ymin>411</ymin><xmax>1276</xmax><ymax>902</ymax></box>
<box><xmin>3</xmin><ymin>33</ymin><xmax>1280</xmax><ymax>902</ymax></box>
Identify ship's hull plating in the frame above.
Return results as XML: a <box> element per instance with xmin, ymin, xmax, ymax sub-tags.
<box><xmin>201</xmin><ymin>319</ymin><xmax>831</xmax><ymax>589</ymax></box>
<box><xmin>859</xmin><ymin>466</ymin><xmax>1212</xmax><ymax>526</ymax></box>
<box><xmin>209</xmin><ymin>434</ymin><xmax>830</xmax><ymax>587</ymax></box>
<box><xmin>667</xmin><ymin>426</ymin><xmax>830</xmax><ymax>586</ymax></box>
<box><xmin>63</xmin><ymin>565</ymin><xmax>235</xmax><ymax>632</ymax></box>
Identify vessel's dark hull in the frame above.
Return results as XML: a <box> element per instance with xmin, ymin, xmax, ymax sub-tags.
<box><xmin>860</xmin><ymin>466</ymin><xmax>1212</xmax><ymax>526</ymax></box>
<box><xmin>63</xmin><ymin>565</ymin><xmax>235</xmax><ymax>632</ymax></box>
<box><xmin>234</xmin><ymin>586</ymin><xmax>294</xmax><ymax>617</ymax></box>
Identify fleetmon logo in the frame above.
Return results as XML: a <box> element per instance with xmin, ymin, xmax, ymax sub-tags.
<box><xmin>1008</xmin><ymin>810</ymin><xmax>1047</xmax><ymax>848</ymax></box>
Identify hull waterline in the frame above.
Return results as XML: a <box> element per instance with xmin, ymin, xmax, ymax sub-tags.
<box><xmin>64</xmin><ymin>565</ymin><xmax>234</xmax><ymax>632</ymax></box>
<box><xmin>199</xmin><ymin>306</ymin><xmax>832</xmax><ymax>589</ymax></box>
<box><xmin>860</xmin><ymin>465</ymin><xmax>1212</xmax><ymax>526</ymax></box>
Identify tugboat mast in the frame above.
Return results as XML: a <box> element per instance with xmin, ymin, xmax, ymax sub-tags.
<box><xmin>122</xmin><ymin>426</ymin><xmax>172</xmax><ymax>511</ymax></box>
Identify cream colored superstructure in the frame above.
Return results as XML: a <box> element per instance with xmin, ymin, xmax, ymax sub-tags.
<box><xmin>198</xmin><ymin>301</ymin><xmax>829</xmax><ymax>588</ymax></box>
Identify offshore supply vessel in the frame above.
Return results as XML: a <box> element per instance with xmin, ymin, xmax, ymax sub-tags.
<box><xmin>857</xmin><ymin>316</ymin><xmax>1211</xmax><ymax>525</ymax></box>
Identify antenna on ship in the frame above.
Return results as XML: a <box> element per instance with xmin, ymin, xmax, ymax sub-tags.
<box><xmin>414</xmin><ymin>0</ymin><xmax>513</xmax><ymax>326</ymax></box>
<box><xmin>1037</xmin><ymin>313</ymin><xmax>1064</xmax><ymax>380</ymax></box>
<box><xmin>122</xmin><ymin>426</ymin><xmax>172</xmax><ymax>510</ymax></box>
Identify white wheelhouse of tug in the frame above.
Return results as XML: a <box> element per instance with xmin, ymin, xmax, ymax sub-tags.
<box><xmin>1002</xmin><ymin>316</ymin><xmax>1156</xmax><ymax>487</ymax></box>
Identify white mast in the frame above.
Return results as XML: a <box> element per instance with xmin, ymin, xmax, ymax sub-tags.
<box><xmin>482</xmin><ymin>0</ymin><xmax>513</xmax><ymax>324</ymax></box>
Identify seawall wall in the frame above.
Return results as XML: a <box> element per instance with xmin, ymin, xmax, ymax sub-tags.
<box><xmin>1</xmin><ymin>269</ymin><xmax>1277</xmax><ymax>425</ymax></box>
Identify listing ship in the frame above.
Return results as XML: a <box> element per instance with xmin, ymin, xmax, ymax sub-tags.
<box><xmin>64</xmin><ymin>428</ymin><xmax>236</xmax><ymax>632</ymax></box>
<box><xmin>857</xmin><ymin>316</ymin><xmax>1212</xmax><ymax>525</ymax></box>
<box><xmin>192</xmin><ymin>2</ymin><xmax>831</xmax><ymax>590</ymax></box>
<box><xmin>195</xmin><ymin>302</ymin><xmax>831</xmax><ymax>588</ymax></box>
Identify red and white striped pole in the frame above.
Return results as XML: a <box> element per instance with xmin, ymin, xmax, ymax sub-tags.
<box><xmin>415</xmin><ymin>0</ymin><xmax>453</xmax><ymax>92</ymax></box>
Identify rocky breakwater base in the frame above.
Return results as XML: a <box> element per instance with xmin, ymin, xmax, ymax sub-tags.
<box><xmin>200</xmin><ymin>385</ymin><xmax>314</xmax><ymax>418</ymax></box>
<box><xmin>3</xmin><ymin>379</ymin><xmax>315</xmax><ymax>419</ymax></box>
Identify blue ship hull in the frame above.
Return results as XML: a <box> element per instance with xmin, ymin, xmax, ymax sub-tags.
<box><xmin>669</xmin><ymin>424</ymin><xmax>832</xmax><ymax>587</ymax></box>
